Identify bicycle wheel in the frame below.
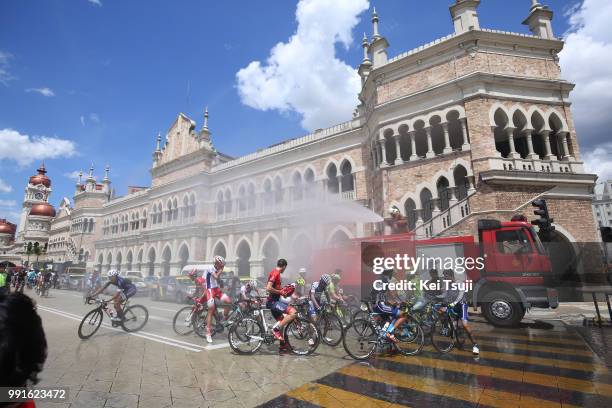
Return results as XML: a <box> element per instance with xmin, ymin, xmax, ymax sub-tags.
<box><xmin>192</xmin><ymin>309</ymin><xmax>219</xmax><ymax>338</ymax></box>
<box><xmin>284</xmin><ymin>317</ymin><xmax>319</xmax><ymax>356</ymax></box>
<box><xmin>78</xmin><ymin>309</ymin><xmax>103</xmax><ymax>339</ymax></box>
<box><xmin>342</xmin><ymin>318</ymin><xmax>377</xmax><ymax>360</ymax></box>
<box><xmin>431</xmin><ymin>315</ymin><xmax>455</xmax><ymax>353</ymax></box>
<box><xmin>172</xmin><ymin>306</ymin><xmax>195</xmax><ymax>336</ymax></box>
<box><xmin>228</xmin><ymin>318</ymin><xmax>264</xmax><ymax>354</ymax></box>
<box><xmin>394</xmin><ymin>315</ymin><xmax>424</xmax><ymax>356</ymax></box>
<box><xmin>121</xmin><ymin>305</ymin><xmax>149</xmax><ymax>332</ymax></box>
<box><xmin>317</xmin><ymin>314</ymin><xmax>344</xmax><ymax>346</ymax></box>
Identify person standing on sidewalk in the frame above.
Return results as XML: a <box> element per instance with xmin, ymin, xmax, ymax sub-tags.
<box><xmin>0</xmin><ymin>269</ymin><xmax>8</xmax><ymax>296</ymax></box>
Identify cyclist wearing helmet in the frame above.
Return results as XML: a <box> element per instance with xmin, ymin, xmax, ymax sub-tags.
<box><xmin>89</xmin><ymin>269</ymin><xmax>137</xmax><ymax>322</ymax></box>
<box><xmin>438</xmin><ymin>269</ymin><xmax>479</xmax><ymax>355</ymax></box>
<box><xmin>326</xmin><ymin>271</ymin><xmax>345</xmax><ymax>304</ymax></box>
<box><xmin>308</xmin><ymin>274</ymin><xmax>331</xmax><ymax>319</ymax></box>
<box><xmin>266</xmin><ymin>258</ymin><xmax>297</xmax><ymax>346</ymax></box>
<box><xmin>187</xmin><ymin>268</ymin><xmax>206</xmax><ymax>304</ymax></box>
<box><xmin>371</xmin><ymin>268</ymin><xmax>408</xmax><ymax>343</ymax></box>
<box><xmin>204</xmin><ymin>256</ymin><xmax>232</xmax><ymax>343</ymax></box>
<box><xmin>294</xmin><ymin>267</ymin><xmax>307</xmax><ymax>297</ymax></box>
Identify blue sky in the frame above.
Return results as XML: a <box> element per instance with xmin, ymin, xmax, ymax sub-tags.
<box><xmin>0</xmin><ymin>0</ymin><xmax>590</xmax><ymax>222</ymax></box>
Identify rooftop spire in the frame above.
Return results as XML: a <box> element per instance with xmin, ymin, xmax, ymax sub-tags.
<box><xmin>450</xmin><ymin>0</ymin><xmax>481</xmax><ymax>34</ymax></box>
<box><xmin>103</xmin><ymin>165</ymin><xmax>110</xmax><ymax>182</ymax></box>
<box><xmin>77</xmin><ymin>170</ymin><xmax>82</xmax><ymax>185</ymax></box>
<box><xmin>371</xmin><ymin>7</ymin><xmax>380</xmax><ymax>39</ymax></box>
<box><xmin>531</xmin><ymin>0</ymin><xmax>542</xmax><ymax>10</ymax></box>
<box><xmin>523</xmin><ymin>0</ymin><xmax>554</xmax><ymax>39</ymax></box>
<box><xmin>203</xmin><ymin>106</ymin><xmax>209</xmax><ymax>130</ymax></box>
<box><xmin>88</xmin><ymin>162</ymin><xmax>94</xmax><ymax>178</ymax></box>
<box><xmin>155</xmin><ymin>132</ymin><xmax>161</xmax><ymax>152</ymax></box>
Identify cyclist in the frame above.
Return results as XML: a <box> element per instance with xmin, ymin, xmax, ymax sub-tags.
<box><xmin>294</xmin><ymin>268</ymin><xmax>307</xmax><ymax>298</ymax></box>
<box><xmin>204</xmin><ymin>256</ymin><xmax>232</xmax><ymax>343</ymax></box>
<box><xmin>88</xmin><ymin>269</ymin><xmax>137</xmax><ymax>322</ymax></box>
<box><xmin>266</xmin><ymin>258</ymin><xmax>297</xmax><ymax>348</ymax></box>
<box><xmin>438</xmin><ymin>268</ymin><xmax>479</xmax><ymax>355</ymax></box>
<box><xmin>187</xmin><ymin>268</ymin><xmax>206</xmax><ymax>300</ymax></box>
<box><xmin>308</xmin><ymin>274</ymin><xmax>331</xmax><ymax>320</ymax></box>
<box><xmin>327</xmin><ymin>272</ymin><xmax>346</xmax><ymax>304</ymax></box>
<box><xmin>42</xmin><ymin>270</ymin><xmax>53</xmax><ymax>293</ymax></box>
<box><xmin>371</xmin><ymin>268</ymin><xmax>408</xmax><ymax>343</ymax></box>
<box><xmin>27</xmin><ymin>269</ymin><xmax>37</xmax><ymax>289</ymax></box>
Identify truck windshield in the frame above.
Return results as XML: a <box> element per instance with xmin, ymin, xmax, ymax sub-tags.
<box><xmin>527</xmin><ymin>227</ymin><xmax>546</xmax><ymax>254</ymax></box>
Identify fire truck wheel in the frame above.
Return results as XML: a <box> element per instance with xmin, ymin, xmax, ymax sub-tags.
<box><xmin>481</xmin><ymin>291</ymin><xmax>525</xmax><ymax>327</ymax></box>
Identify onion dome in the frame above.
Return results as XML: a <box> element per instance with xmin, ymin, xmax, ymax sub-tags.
<box><xmin>29</xmin><ymin>163</ymin><xmax>51</xmax><ymax>187</ymax></box>
<box><xmin>0</xmin><ymin>219</ymin><xmax>16</xmax><ymax>234</ymax></box>
<box><xmin>29</xmin><ymin>203</ymin><xmax>56</xmax><ymax>217</ymax></box>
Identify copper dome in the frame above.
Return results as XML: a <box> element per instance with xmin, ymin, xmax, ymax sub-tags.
<box><xmin>0</xmin><ymin>219</ymin><xmax>16</xmax><ymax>234</ymax></box>
<box><xmin>29</xmin><ymin>203</ymin><xmax>56</xmax><ymax>217</ymax></box>
<box><xmin>29</xmin><ymin>163</ymin><xmax>51</xmax><ymax>187</ymax></box>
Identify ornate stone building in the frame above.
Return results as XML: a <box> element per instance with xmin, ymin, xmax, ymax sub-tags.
<box><xmin>5</xmin><ymin>1</ymin><xmax>598</xmax><ymax>279</ymax></box>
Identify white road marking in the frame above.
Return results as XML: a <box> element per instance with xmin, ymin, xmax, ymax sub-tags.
<box><xmin>149</xmin><ymin>315</ymin><xmax>173</xmax><ymax>323</ymax></box>
<box><xmin>149</xmin><ymin>306</ymin><xmax>180</xmax><ymax>313</ymax></box>
<box><xmin>37</xmin><ymin>305</ymin><xmax>203</xmax><ymax>352</ymax></box>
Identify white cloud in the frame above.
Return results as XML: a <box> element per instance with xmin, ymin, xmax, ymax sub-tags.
<box><xmin>0</xmin><ymin>178</ymin><xmax>12</xmax><ymax>193</ymax></box>
<box><xmin>88</xmin><ymin>0</ymin><xmax>102</xmax><ymax>6</ymax></box>
<box><xmin>560</xmin><ymin>0</ymin><xmax>612</xmax><ymax>150</ymax></box>
<box><xmin>64</xmin><ymin>170</ymin><xmax>82</xmax><ymax>180</ymax></box>
<box><xmin>80</xmin><ymin>113</ymin><xmax>100</xmax><ymax>126</ymax></box>
<box><xmin>0</xmin><ymin>199</ymin><xmax>17</xmax><ymax>208</ymax></box>
<box><xmin>0</xmin><ymin>128</ymin><xmax>77</xmax><ymax>166</ymax></box>
<box><xmin>236</xmin><ymin>0</ymin><xmax>369</xmax><ymax>132</ymax></box>
<box><xmin>25</xmin><ymin>87</ymin><xmax>55</xmax><ymax>97</ymax></box>
<box><xmin>0</xmin><ymin>51</ymin><xmax>14</xmax><ymax>85</ymax></box>
<box><xmin>583</xmin><ymin>142</ymin><xmax>612</xmax><ymax>183</ymax></box>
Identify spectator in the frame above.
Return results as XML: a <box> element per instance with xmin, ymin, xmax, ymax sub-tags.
<box><xmin>0</xmin><ymin>269</ymin><xmax>7</xmax><ymax>296</ymax></box>
<box><xmin>0</xmin><ymin>292</ymin><xmax>48</xmax><ymax>403</ymax></box>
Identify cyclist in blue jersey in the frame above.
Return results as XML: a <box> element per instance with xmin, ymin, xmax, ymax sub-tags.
<box><xmin>88</xmin><ymin>269</ymin><xmax>137</xmax><ymax>322</ymax></box>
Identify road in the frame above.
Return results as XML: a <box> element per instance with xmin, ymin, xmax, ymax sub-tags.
<box><xmin>18</xmin><ymin>288</ymin><xmax>612</xmax><ymax>407</ymax></box>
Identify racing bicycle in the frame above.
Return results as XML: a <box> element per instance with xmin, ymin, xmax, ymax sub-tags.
<box><xmin>78</xmin><ymin>297</ymin><xmax>149</xmax><ymax>339</ymax></box>
<box><xmin>343</xmin><ymin>302</ymin><xmax>424</xmax><ymax>360</ymax></box>
<box><xmin>430</xmin><ymin>303</ymin><xmax>467</xmax><ymax>353</ymax></box>
<box><xmin>228</xmin><ymin>300</ymin><xmax>320</xmax><ymax>355</ymax></box>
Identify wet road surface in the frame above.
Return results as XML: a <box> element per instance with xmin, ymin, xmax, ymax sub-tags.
<box><xmin>260</xmin><ymin>321</ymin><xmax>612</xmax><ymax>408</ymax></box>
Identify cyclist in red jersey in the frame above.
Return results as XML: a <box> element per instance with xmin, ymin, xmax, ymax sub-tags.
<box><xmin>265</xmin><ymin>258</ymin><xmax>296</xmax><ymax>347</ymax></box>
<box><xmin>187</xmin><ymin>268</ymin><xmax>206</xmax><ymax>304</ymax></box>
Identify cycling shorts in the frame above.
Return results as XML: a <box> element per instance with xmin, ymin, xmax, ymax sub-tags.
<box><xmin>267</xmin><ymin>300</ymin><xmax>295</xmax><ymax>320</ymax></box>
<box><xmin>374</xmin><ymin>302</ymin><xmax>401</xmax><ymax>319</ymax></box>
<box><xmin>119</xmin><ymin>285</ymin><xmax>137</xmax><ymax>301</ymax></box>
<box><xmin>453</xmin><ymin>303</ymin><xmax>469</xmax><ymax>322</ymax></box>
<box><xmin>206</xmin><ymin>287</ymin><xmax>231</xmax><ymax>307</ymax></box>
<box><xmin>307</xmin><ymin>300</ymin><xmax>326</xmax><ymax>316</ymax></box>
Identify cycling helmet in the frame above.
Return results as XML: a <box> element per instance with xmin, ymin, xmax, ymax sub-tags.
<box><xmin>280</xmin><ymin>284</ymin><xmax>295</xmax><ymax>297</ymax></box>
<box><xmin>298</xmin><ymin>267</ymin><xmax>306</xmax><ymax>276</ymax></box>
<box><xmin>331</xmin><ymin>273</ymin><xmax>341</xmax><ymax>281</ymax></box>
<box><xmin>214</xmin><ymin>255</ymin><xmax>226</xmax><ymax>267</ymax></box>
<box><xmin>246</xmin><ymin>280</ymin><xmax>258</xmax><ymax>289</ymax></box>
<box><xmin>320</xmin><ymin>274</ymin><xmax>331</xmax><ymax>285</ymax></box>
<box><xmin>107</xmin><ymin>269</ymin><xmax>119</xmax><ymax>277</ymax></box>
<box><xmin>296</xmin><ymin>277</ymin><xmax>306</xmax><ymax>286</ymax></box>
<box><xmin>389</xmin><ymin>206</ymin><xmax>400</xmax><ymax>216</ymax></box>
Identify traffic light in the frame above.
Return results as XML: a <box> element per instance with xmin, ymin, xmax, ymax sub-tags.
<box><xmin>531</xmin><ymin>199</ymin><xmax>555</xmax><ymax>241</ymax></box>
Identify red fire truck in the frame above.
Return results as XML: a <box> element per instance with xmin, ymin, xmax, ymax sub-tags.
<box><xmin>312</xmin><ymin>218</ymin><xmax>558</xmax><ymax>327</ymax></box>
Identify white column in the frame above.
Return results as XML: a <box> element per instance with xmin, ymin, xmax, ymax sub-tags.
<box><xmin>394</xmin><ymin>135</ymin><xmax>403</xmax><ymax>165</ymax></box>
<box><xmin>425</xmin><ymin>127</ymin><xmax>435</xmax><ymax>158</ymax></box>
<box><xmin>409</xmin><ymin>131</ymin><xmax>418</xmax><ymax>160</ymax></box>
<box><xmin>524</xmin><ymin>129</ymin><xmax>538</xmax><ymax>159</ymax></box>
<box><xmin>380</xmin><ymin>140</ymin><xmax>388</xmax><ymax>166</ymax></box>
<box><xmin>542</xmin><ymin>130</ymin><xmax>555</xmax><ymax>160</ymax></box>
<box><xmin>442</xmin><ymin>123</ymin><xmax>452</xmax><ymax>154</ymax></box>
<box><xmin>467</xmin><ymin>175</ymin><xmax>476</xmax><ymax>194</ymax></box>
<box><xmin>505</xmin><ymin>127</ymin><xmax>519</xmax><ymax>159</ymax></box>
<box><xmin>460</xmin><ymin>118</ymin><xmax>470</xmax><ymax>150</ymax></box>
<box><xmin>560</xmin><ymin>131</ymin><xmax>573</xmax><ymax>161</ymax></box>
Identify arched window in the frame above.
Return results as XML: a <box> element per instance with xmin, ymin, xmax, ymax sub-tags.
<box><xmin>263</xmin><ymin>179</ymin><xmax>273</xmax><ymax>213</ymax></box>
<box><xmin>326</xmin><ymin>164</ymin><xmax>339</xmax><ymax>194</ymax></box>
<box><xmin>404</xmin><ymin>199</ymin><xmax>417</xmax><ymax>230</ymax></box>
<box><xmin>292</xmin><ymin>172</ymin><xmax>303</xmax><ymax>201</ymax></box>
<box><xmin>274</xmin><ymin>176</ymin><xmax>283</xmax><ymax>204</ymax></box>
<box><xmin>189</xmin><ymin>194</ymin><xmax>196</xmax><ymax>217</ymax></box>
<box><xmin>453</xmin><ymin>165</ymin><xmax>469</xmax><ymax>200</ymax></box>
<box><xmin>182</xmin><ymin>196</ymin><xmax>189</xmax><ymax>219</ymax></box>
<box><xmin>420</xmin><ymin>188</ymin><xmax>433</xmax><ymax>222</ymax></box>
<box><xmin>238</xmin><ymin>185</ymin><xmax>247</xmax><ymax>213</ymax></box>
<box><xmin>166</xmin><ymin>200</ymin><xmax>172</xmax><ymax>222</ymax></box>
<box><xmin>304</xmin><ymin>168</ymin><xmax>315</xmax><ymax>197</ymax></box>
<box><xmin>172</xmin><ymin>198</ymin><xmax>179</xmax><ymax>221</ymax></box>
<box><xmin>217</xmin><ymin>191</ymin><xmax>224</xmax><ymax>217</ymax></box>
<box><xmin>436</xmin><ymin>177</ymin><xmax>451</xmax><ymax>211</ymax></box>
<box><xmin>340</xmin><ymin>161</ymin><xmax>353</xmax><ymax>193</ymax></box>
<box><xmin>247</xmin><ymin>184</ymin><xmax>256</xmax><ymax>212</ymax></box>
<box><xmin>224</xmin><ymin>190</ymin><xmax>232</xmax><ymax>216</ymax></box>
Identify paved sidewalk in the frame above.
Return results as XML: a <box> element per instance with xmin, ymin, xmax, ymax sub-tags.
<box><xmin>35</xmin><ymin>300</ymin><xmax>351</xmax><ymax>408</ymax></box>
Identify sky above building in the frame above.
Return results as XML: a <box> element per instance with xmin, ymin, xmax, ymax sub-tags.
<box><xmin>1</xmin><ymin>0</ymin><xmax>610</xmax><ymax>222</ymax></box>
